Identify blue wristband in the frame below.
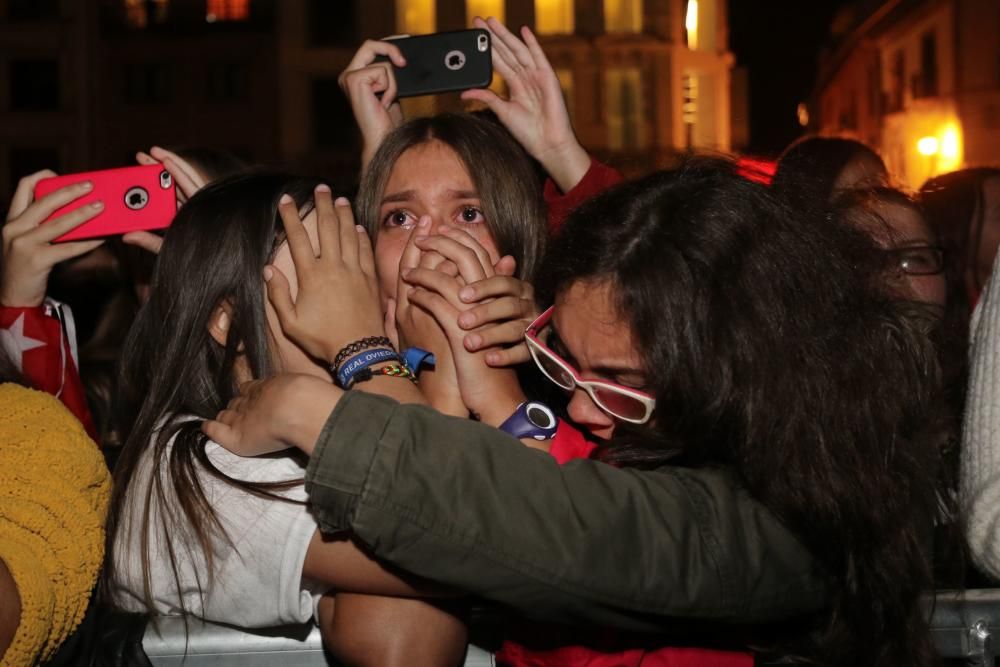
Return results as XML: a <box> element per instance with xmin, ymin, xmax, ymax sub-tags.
<box><xmin>336</xmin><ymin>348</ymin><xmax>399</xmax><ymax>388</ymax></box>
<box><xmin>401</xmin><ymin>347</ymin><xmax>436</xmax><ymax>376</ymax></box>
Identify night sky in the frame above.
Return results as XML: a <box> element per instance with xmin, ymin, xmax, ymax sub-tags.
<box><xmin>728</xmin><ymin>0</ymin><xmax>852</xmax><ymax>156</ymax></box>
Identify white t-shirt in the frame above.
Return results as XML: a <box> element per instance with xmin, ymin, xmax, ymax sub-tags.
<box><xmin>111</xmin><ymin>420</ymin><xmax>325</xmax><ymax>627</ymax></box>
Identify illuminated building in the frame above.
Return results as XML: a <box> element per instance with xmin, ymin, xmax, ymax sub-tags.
<box><xmin>277</xmin><ymin>0</ymin><xmax>735</xmax><ymax>178</ymax></box>
<box><xmin>812</xmin><ymin>0</ymin><xmax>1000</xmax><ymax>188</ymax></box>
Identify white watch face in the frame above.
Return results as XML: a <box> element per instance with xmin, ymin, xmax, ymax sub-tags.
<box><xmin>525</xmin><ymin>402</ymin><xmax>557</xmax><ymax>429</ymax></box>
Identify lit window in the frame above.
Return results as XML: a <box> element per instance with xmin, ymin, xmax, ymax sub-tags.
<box><xmin>685</xmin><ymin>0</ymin><xmax>716</xmax><ymax>51</ymax></box>
<box><xmin>604</xmin><ymin>0</ymin><xmax>641</xmax><ymax>33</ymax></box>
<box><xmin>206</xmin><ymin>0</ymin><xmax>249</xmax><ymax>23</ymax></box>
<box><xmin>396</xmin><ymin>0</ymin><xmax>435</xmax><ymax>35</ymax></box>
<box><xmin>466</xmin><ymin>0</ymin><xmax>504</xmax><ymax>26</ymax></box>
<box><xmin>605</xmin><ymin>67</ymin><xmax>647</xmax><ymax>150</ymax></box>
<box><xmin>535</xmin><ymin>0</ymin><xmax>573</xmax><ymax>34</ymax></box>
<box><xmin>685</xmin><ymin>0</ymin><xmax>698</xmax><ymax>49</ymax></box>
<box><xmin>124</xmin><ymin>0</ymin><xmax>169</xmax><ymax>28</ymax></box>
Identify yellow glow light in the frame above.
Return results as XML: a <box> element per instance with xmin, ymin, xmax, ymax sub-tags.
<box><xmin>797</xmin><ymin>103</ymin><xmax>809</xmax><ymax>127</ymax></box>
<box><xmin>917</xmin><ymin>136</ymin><xmax>939</xmax><ymax>156</ymax></box>
<box><xmin>686</xmin><ymin>0</ymin><xmax>699</xmax><ymax>50</ymax></box>
<box><xmin>941</xmin><ymin>128</ymin><xmax>959</xmax><ymax>161</ymax></box>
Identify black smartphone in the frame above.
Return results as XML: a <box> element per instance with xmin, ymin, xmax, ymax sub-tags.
<box><xmin>377</xmin><ymin>29</ymin><xmax>492</xmax><ymax>98</ymax></box>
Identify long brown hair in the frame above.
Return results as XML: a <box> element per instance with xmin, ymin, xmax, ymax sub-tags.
<box><xmin>355</xmin><ymin>113</ymin><xmax>546</xmax><ymax>283</ymax></box>
<box><xmin>102</xmin><ymin>172</ymin><xmax>320</xmax><ymax>614</ymax></box>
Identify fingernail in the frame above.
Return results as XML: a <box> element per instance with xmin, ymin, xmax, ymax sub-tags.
<box><xmin>459</xmin><ymin>287</ymin><xmax>475</xmax><ymax>301</ymax></box>
<box><xmin>466</xmin><ymin>333</ymin><xmax>482</xmax><ymax>348</ymax></box>
<box><xmin>459</xmin><ymin>313</ymin><xmax>476</xmax><ymax>328</ymax></box>
<box><xmin>335</xmin><ymin>196</ymin><xmax>350</xmax><ymax>206</ymax></box>
<box><xmin>315</xmin><ymin>184</ymin><xmax>331</xmax><ymax>193</ymax></box>
<box><xmin>91</xmin><ymin>200</ymin><xmax>104</xmax><ymax>210</ymax></box>
<box><xmin>263</xmin><ymin>267</ymin><xmax>273</xmax><ymax>281</ymax></box>
<box><xmin>355</xmin><ymin>224</ymin><xmax>366</xmax><ymax>233</ymax></box>
<box><xmin>81</xmin><ymin>181</ymin><xmax>93</xmax><ymax>190</ymax></box>
<box><xmin>486</xmin><ymin>352</ymin><xmax>500</xmax><ymax>365</ymax></box>
<box><xmin>279</xmin><ymin>194</ymin><xmax>294</xmax><ymax>204</ymax></box>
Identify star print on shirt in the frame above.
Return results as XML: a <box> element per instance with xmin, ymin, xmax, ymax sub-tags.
<box><xmin>0</xmin><ymin>312</ymin><xmax>46</xmax><ymax>372</ymax></box>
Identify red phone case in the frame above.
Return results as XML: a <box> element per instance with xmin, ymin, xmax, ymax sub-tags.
<box><xmin>33</xmin><ymin>164</ymin><xmax>177</xmax><ymax>243</ymax></box>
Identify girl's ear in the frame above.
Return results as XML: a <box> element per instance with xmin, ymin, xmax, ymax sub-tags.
<box><xmin>207</xmin><ymin>301</ymin><xmax>235</xmax><ymax>346</ymax></box>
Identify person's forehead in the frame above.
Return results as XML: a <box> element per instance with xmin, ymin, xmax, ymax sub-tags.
<box><xmin>385</xmin><ymin>141</ymin><xmax>475</xmax><ymax>194</ymax></box>
<box><xmin>553</xmin><ymin>281</ymin><xmax>640</xmax><ymax>367</ymax></box>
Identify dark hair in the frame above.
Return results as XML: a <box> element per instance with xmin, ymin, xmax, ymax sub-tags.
<box><xmin>356</xmin><ymin>113</ymin><xmax>546</xmax><ymax>283</ymax></box>
<box><xmin>920</xmin><ymin>167</ymin><xmax>1000</xmax><ymax>310</ymax></box>
<box><xmin>537</xmin><ymin>157</ymin><xmax>940</xmax><ymax>666</ymax></box>
<box><xmin>81</xmin><ymin>147</ymin><xmax>250</xmax><ymax>447</ymax></box>
<box><xmin>102</xmin><ymin>171</ymin><xmax>321</xmax><ymax>613</ymax></box>
<box><xmin>830</xmin><ymin>186</ymin><xmax>935</xmax><ymax>247</ymax></box>
<box><xmin>772</xmin><ymin>136</ymin><xmax>887</xmax><ymax>210</ymax></box>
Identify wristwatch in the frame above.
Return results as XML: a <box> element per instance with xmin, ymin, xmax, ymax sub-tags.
<box><xmin>499</xmin><ymin>401</ymin><xmax>558</xmax><ymax>441</ymax></box>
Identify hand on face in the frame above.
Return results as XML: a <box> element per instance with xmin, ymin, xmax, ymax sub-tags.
<box><xmin>203</xmin><ymin>373</ymin><xmax>342</xmax><ymax>457</ymax></box>
<box><xmin>265</xmin><ymin>187</ymin><xmax>385</xmax><ymax>364</ymax></box>
<box><xmin>461</xmin><ymin>17</ymin><xmax>589</xmax><ymax>193</ymax></box>
<box><xmin>401</xmin><ymin>224</ymin><xmax>528</xmax><ymax>426</ymax></box>
<box><xmin>1</xmin><ymin>171</ymin><xmax>105</xmax><ymax>308</ymax></box>
<box><xmin>340</xmin><ymin>39</ymin><xmax>407</xmax><ymax>167</ymax></box>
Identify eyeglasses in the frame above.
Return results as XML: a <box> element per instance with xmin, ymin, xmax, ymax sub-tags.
<box><xmin>885</xmin><ymin>245</ymin><xmax>944</xmax><ymax>276</ymax></box>
<box><xmin>524</xmin><ymin>307</ymin><xmax>657</xmax><ymax>424</ymax></box>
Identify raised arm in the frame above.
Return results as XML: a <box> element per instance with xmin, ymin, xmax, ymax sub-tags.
<box><xmin>206</xmin><ymin>381</ymin><xmax>828</xmax><ymax>631</ymax></box>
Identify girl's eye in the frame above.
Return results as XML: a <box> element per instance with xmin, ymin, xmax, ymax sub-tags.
<box><xmin>383</xmin><ymin>210</ymin><xmax>416</xmax><ymax>229</ymax></box>
<box><xmin>456</xmin><ymin>206</ymin><xmax>486</xmax><ymax>225</ymax></box>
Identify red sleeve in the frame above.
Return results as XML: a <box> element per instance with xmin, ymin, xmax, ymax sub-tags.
<box><xmin>0</xmin><ymin>305</ymin><xmax>97</xmax><ymax>439</ymax></box>
<box><xmin>547</xmin><ymin>419</ymin><xmax>598</xmax><ymax>464</ymax></box>
<box><xmin>545</xmin><ymin>158</ymin><xmax>624</xmax><ymax>234</ymax></box>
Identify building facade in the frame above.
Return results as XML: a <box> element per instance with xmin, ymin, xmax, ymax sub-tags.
<box><xmin>278</xmin><ymin>0</ymin><xmax>734</xmax><ymax>180</ymax></box>
<box><xmin>1</xmin><ymin>0</ymin><xmax>734</xmax><ymax>201</ymax></box>
<box><xmin>813</xmin><ymin>0</ymin><xmax>1000</xmax><ymax>188</ymax></box>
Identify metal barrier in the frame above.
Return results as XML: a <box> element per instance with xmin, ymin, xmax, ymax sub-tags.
<box><xmin>930</xmin><ymin>589</ymin><xmax>1000</xmax><ymax>666</ymax></box>
<box><xmin>142</xmin><ymin>616</ymin><xmax>494</xmax><ymax>666</ymax></box>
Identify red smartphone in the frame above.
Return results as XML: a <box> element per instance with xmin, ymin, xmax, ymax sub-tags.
<box><xmin>33</xmin><ymin>164</ymin><xmax>177</xmax><ymax>243</ymax></box>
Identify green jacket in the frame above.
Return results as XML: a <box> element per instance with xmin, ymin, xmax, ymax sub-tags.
<box><xmin>304</xmin><ymin>391</ymin><xmax>828</xmax><ymax>633</ymax></box>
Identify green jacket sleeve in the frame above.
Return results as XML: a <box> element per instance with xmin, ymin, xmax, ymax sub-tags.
<box><xmin>305</xmin><ymin>391</ymin><xmax>828</xmax><ymax>632</ymax></box>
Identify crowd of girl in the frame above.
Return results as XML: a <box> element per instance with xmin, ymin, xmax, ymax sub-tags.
<box><xmin>3</xmin><ymin>15</ymin><xmax>1000</xmax><ymax>667</ymax></box>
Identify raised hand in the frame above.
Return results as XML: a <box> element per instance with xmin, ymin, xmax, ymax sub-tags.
<box><xmin>401</xmin><ymin>225</ymin><xmax>528</xmax><ymax>426</ymax></box>
<box><xmin>457</xmin><ymin>259</ymin><xmax>539</xmax><ymax>367</ymax></box>
<box><xmin>392</xmin><ymin>216</ymin><xmax>466</xmax><ymax>416</ymax></box>
<box><xmin>461</xmin><ymin>17</ymin><xmax>589</xmax><ymax>193</ymax></box>
<box><xmin>265</xmin><ymin>187</ymin><xmax>385</xmax><ymax>363</ymax></box>
<box><xmin>339</xmin><ymin>39</ymin><xmax>407</xmax><ymax>169</ymax></box>
<box><xmin>126</xmin><ymin>145</ymin><xmax>211</xmax><ymax>255</ymax></box>
<box><xmin>1</xmin><ymin>171</ymin><xmax>105</xmax><ymax>308</ymax></box>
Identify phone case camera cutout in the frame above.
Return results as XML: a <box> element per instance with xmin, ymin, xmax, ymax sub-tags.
<box><xmin>34</xmin><ymin>164</ymin><xmax>177</xmax><ymax>243</ymax></box>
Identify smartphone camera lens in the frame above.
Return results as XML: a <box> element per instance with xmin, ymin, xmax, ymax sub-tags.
<box><xmin>477</xmin><ymin>34</ymin><xmax>489</xmax><ymax>52</ymax></box>
<box><xmin>159</xmin><ymin>171</ymin><xmax>173</xmax><ymax>189</ymax></box>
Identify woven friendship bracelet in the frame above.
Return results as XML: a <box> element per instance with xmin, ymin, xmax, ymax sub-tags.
<box><xmin>333</xmin><ymin>336</ymin><xmax>394</xmax><ymax>371</ymax></box>
<box><xmin>335</xmin><ymin>348</ymin><xmax>400</xmax><ymax>388</ymax></box>
<box><xmin>347</xmin><ymin>363</ymin><xmax>418</xmax><ymax>388</ymax></box>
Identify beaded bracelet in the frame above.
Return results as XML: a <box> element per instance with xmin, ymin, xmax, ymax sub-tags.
<box><xmin>335</xmin><ymin>348</ymin><xmax>400</xmax><ymax>388</ymax></box>
<box><xmin>333</xmin><ymin>336</ymin><xmax>394</xmax><ymax>371</ymax></box>
<box><xmin>346</xmin><ymin>363</ymin><xmax>417</xmax><ymax>389</ymax></box>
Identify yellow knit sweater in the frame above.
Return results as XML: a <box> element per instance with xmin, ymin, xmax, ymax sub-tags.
<box><xmin>0</xmin><ymin>384</ymin><xmax>111</xmax><ymax>667</ymax></box>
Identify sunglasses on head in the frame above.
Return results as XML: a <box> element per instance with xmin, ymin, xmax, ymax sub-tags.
<box><xmin>524</xmin><ymin>307</ymin><xmax>656</xmax><ymax>424</ymax></box>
